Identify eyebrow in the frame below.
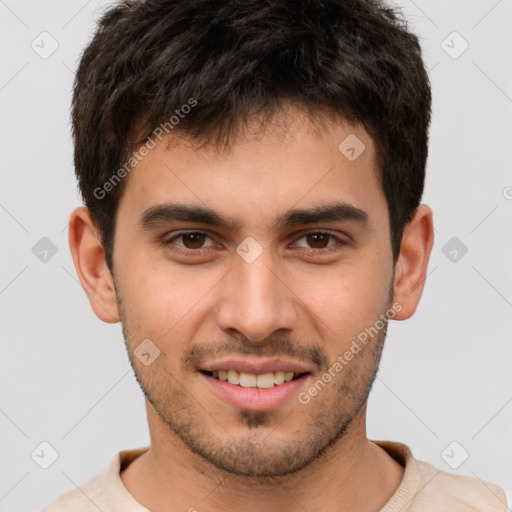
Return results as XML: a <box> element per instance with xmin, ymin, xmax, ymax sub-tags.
<box><xmin>138</xmin><ymin>202</ymin><xmax>369</xmax><ymax>232</ymax></box>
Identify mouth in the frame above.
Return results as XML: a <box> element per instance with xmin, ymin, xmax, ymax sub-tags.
<box><xmin>199</xmin><ymin>369</ymin><xmax>311</xmax><ymax>411</ymax></box>
<box><xmin>200</xmin><ymin>369</ymin><xmax>309</xmax><ymax>389</ymax></box>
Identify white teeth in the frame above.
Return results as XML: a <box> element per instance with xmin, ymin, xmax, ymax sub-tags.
<box><xmin>209</xmin><ymin>369</ymin><xmax>301</xmax><ymax>388</ymax></box>
<box><xmin>256</xmin><ymin>373</ymin><xmax>275</xmax><ymax>389</ymax></box>
<box><xmin>239</xmin><ymin>372</ymin><xmax>257</xmax><ymax>387</ymax></box>
<box><xmin>227</xmin><ymin>369</ymin><xmax>240</xmax><ymax>385</ymax></box>
<box><xmin>274</xmin><ymin>371</ymin><xmax>285</xmax><ymax>385</ymax></box>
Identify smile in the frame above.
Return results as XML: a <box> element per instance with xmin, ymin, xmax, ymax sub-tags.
<box><xmin>201</xmin><ymin>369</ymin><xmax>306</xmax><ymax>389</ymax></box>
<box><xmin>200</xmin><ymin>371</ymin><xmax>311</xmax><ymax>411</ymax></box>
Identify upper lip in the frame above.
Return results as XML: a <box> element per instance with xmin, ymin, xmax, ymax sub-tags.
<box><xmin>199</xmin><ymin>357</ymin><xmax>313</xmax><ymax>375</ymax></box>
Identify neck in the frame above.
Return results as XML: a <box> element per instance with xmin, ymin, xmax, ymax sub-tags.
<box><xmin>121</xmin><ymin>402</ymin><xmax>405</xmax><ymax>512</ymax></box>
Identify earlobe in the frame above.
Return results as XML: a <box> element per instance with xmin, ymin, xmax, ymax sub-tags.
<box><xmin>68</xmin><ymin>206</ymin><xmax>120</xmax><ymax>323</ymax></box>
<box><xmin>392</xmin><ymin>204</ymin><xmax>434</xmax><ymax>320</ymax></box>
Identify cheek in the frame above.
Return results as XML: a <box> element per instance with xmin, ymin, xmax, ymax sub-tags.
<box><xmin>115</xmin><ymin>251</ymin><xmax>183</xmax><ymax>331</ymax></box>
<box><xmin>118</xmin><ymin>254</ymin><xmax>223</xmax><ymax>338</ymax></box>
<box><xmin>288</xmin><ymin>257</ymin><xmax>391</xmax><ymax>340</ymax></box>
<box><xmin>126</xmin><ymin>277</ymin><xmax>187</xmax><ymax>332</ymax></box>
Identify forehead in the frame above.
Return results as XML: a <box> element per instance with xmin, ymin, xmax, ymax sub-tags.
<box><xmin>117</xmin><ymin>109</ymin><xmax>386</xmax><ymax>232</ymax></box>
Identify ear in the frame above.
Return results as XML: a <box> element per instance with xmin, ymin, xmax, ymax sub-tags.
<box><xmin>392</xmin><ymin>204</ymin><xmax>434</xmax><ymax>320</ymax></box>
<box><xmin>68</xmin><ymin>206</ymin><xmax>120</xmax><ymax>323</ymax></box>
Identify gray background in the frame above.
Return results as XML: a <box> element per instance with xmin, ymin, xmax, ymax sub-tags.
<box><xmin>1</xmin><ymin>1</ymin><xmax>511</xmax><ymax>511</ymax></box>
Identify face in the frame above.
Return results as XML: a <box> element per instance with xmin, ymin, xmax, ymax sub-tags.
<box><xmin>111</xmin><ymin>108</ymin><xmax>396</xmax><ymax>477</ymax></box>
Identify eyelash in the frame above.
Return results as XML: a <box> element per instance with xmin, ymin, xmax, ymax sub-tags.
<box><xmin>161</xmin><ymin>230</ymin><xmax>347</xmax><ymax>256</ymax></box>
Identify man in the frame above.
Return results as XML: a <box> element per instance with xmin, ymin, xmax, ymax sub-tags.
<box><xmin>42</xmin><ymin>0</ymin><xmax>508</xmax><ymax>510</ymax></box>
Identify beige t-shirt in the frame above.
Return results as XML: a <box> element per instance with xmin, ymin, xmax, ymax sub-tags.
<box><xmin>40</xmin><ymin>440</ymin><xmax>509</xmax><ymax>511</ymax></box>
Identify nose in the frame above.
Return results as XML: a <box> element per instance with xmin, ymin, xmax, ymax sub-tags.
<box><xmin>214</xmin><ymin>247</ymin><xmax>298</xmax><ymax>343</ymax></box>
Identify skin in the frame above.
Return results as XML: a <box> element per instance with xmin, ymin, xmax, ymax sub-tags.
<box><xmin>69</xmin><ymin>107</ymin><xmax>434</xmax><ymax>512</ymax></box>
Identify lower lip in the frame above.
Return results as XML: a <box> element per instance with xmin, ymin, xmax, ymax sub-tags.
<box><xmin>200</xmin><ymin>372</ymin><xmax>310</xmax><ymax>411</ymax></box>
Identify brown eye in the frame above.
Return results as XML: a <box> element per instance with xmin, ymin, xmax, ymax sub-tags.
<box><xmin>305</xmin><ymin>232</ymin><xmax>331</xmax><ymax>249</ymax></box>
<box><xmin>293</xmin><ymin>231</ymin><xmax>347</xmax><ymax>255</ymax></box>
<box><xmin>295</xmin><ymin>231</ymin><xmax>337</xmax><ymax>249</ymax></box>
<box><xmin>181</xmin><ymin>232</ymin><xmax>207</xmax><ymax>249</ymax></box>
<box><xmin>163</xmin><ymin>231</ymin><xmax>215</xmax><ymax>252</ymax></box>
